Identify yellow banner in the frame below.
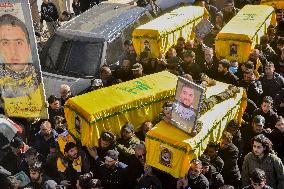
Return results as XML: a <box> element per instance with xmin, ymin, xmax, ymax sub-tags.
<box><xmin>0</xmin><ymin>1</ymin><xmax>48</xmax><ymax>118</ymax></box>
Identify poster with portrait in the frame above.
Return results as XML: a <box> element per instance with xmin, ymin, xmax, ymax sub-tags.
<box><xmin>0</xmin><ymin>0</ymin><xmax>48</xmax><ymax>118</ymax></box>
<box><xmin>171</xmin><ymin>77</ymin><xmax>205</xmax><ymax>135</ymax></box>
<box><xmin>193</xmin><ymin>18</ymin><xmax>214</xmax><ymax>39</ymax></box>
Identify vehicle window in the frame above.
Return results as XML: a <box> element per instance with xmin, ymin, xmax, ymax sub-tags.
<box><xmin>64</xmin><ymin>41</ymin><xmax>103</xmax><ymax>77</ymax></box>
<box><xmin>42</xmin><ymin>35</ymin><xmax>66</xmax><ymax>72</ymax></box>
<box><xmin>105</xmin><ymin>36</ymin><xmax>123</xmax><ymax>65</ymax></box>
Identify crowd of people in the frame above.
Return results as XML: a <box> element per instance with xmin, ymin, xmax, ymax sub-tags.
<box><xmin>0</xmin><ymin>0</ymin><xmax>284</xmax><ymax>188</ymax></box>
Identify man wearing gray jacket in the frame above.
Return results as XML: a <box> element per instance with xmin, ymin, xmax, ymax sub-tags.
<box><xmin>242</xmin><ymin>134</ymin><xmax>284</xmax><ymax>189</ymax></box>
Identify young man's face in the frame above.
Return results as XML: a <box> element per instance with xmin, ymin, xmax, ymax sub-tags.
<box><xmin>251</xmin><ymin>179</ymin><xmax>266</xmax><ymax>189</ymax></box>
<box><xmin>252</xmin><ymin>141</ymin><xmax>265</xmax><ymax>157</ymax></box>
<box><xmin>180</xmin><ymin>86</ymin><xmax>194</xmax><ymax>107</ymax></box>
<box><xmin>49</xmin><ymin>100</ymin><xmax>60</xmax><ymax>110</ymax></box>
<box><xmin>122</xmin><ymin>130</ymin><xmax>133</xmax><ymax>140</ymax></box>
<box><xmin>0</xmin><ymin>24</ymin><xmax>31</xmax><ymax>72</ymax></box>
<box><xmin>100</xmin><ymin>139</ymin><xmax>110</xmax><ymax>148</ymax></box>
<box><xmin>40</xmin><ymin>121</ymin><xmax>52</xmax><ymax>136</ymax></box>
<box><xmin>66</xmin><ymin>147</ymin><xmax>79</xmax><ymax>159</ymax></box>
<box><xmin>121</xmin><ymin>60</ymin><xmax>131</xmax><ymax>71</ymax></box>
<box><xmin>204</xmin><ymin>49</ymin><xmax>213</xmax><ymax>62</ymax></box>
<box><xmin>275</xmin><ymin>119</ymin><xmax>284</xmax><ymax>133</ymax></box>
<box><xmin>253</xmin><ymin>124</ymin><xmax>264</xmax><ymax>134</ymax></box>
<box><xmin>206</xmin><ymin>147</ymin><xmax>218</xmax><ymax>158</ymax></box>
<box><xmin>30</xmin><ymin>170</ymin><xmax>41</xmax><ymax>183</ymax></box>
<box><xmin>264</xmin><ymin>65</ymin><xmax>275</xmax><ymax>76</ymax></box>
<box><xmin>261</xmin><ymin>102</ymin><xmax>272</xmax><ymax>113</ymax></box>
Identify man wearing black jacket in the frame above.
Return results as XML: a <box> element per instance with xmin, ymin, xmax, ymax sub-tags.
<box><xmin>40</xmin><ymin>0</ymin><xmax>59</xmax><ymax>35</ymax></box>
<box><xmin>218</xmin><ymin>131</ymin><xmax>241</xmax><ymax>189</ymax></box>
<box><xmin>217</xmin><ymin>59</ymin><xmax>239</xmax><ymax>86</ymax></box>
<box><xmin>177</xmin><ymin>159</ymin><xmax>209</xmax><ymax>189</ymax></box>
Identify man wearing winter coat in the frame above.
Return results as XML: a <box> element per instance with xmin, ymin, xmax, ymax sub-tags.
<box><xmin>242</xmin><ymin>134</ymin><xmax>284</xmax><ymax>189</ymax></box>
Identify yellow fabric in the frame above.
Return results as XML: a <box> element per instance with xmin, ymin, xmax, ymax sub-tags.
<box><xmin>2</xmin><ymin>83</ymin><xmax>48</xmax><ymax>118</ymax></box>
<box><xmin>64</xmin><ymin>71</ymin><xmax>178</xmax><ymax>147</ymax></box>
<box><xmin>57</xmin><ymin>132</ymin><xmax>77</xmax><ymax>154</ymax></box>
<box><xmin>215</xmin><ymin>5</ymin><xmax>276</xmax><ymax>63</ymax></box>
<box><xmin>132</xmin><ymin>6</ymin><xmax>208</xmax><ymax>58</ymax></box>
<box><xmin>261</xmin><ymin>0</ymin><xmax>284</xmax><ymax>9</ymax></box>
<box><xmin>146</xmin><ymin>85</ymin><xmax>245</xmax><ymax>178</ymax></box>
<box><xmin>57</xmin><ymin>156</ymin><xmax>82</xmax><ymax>173</ymax></box>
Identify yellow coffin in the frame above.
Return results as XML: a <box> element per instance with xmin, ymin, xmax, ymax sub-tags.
<box><xmin>215</xmin><ymin>5</ymin><xmax>276</xmax><ymax>63</ymax></box>
<box><xmin>64</xmin><ymin>71</ymin><xmax>177</xmax><ymax>147</ymax></box>
<box><xmin>146</xmin><ymin>83</ymin><xmax>246</xmax><ymax>178</ymax></box>
<box><xmin>132</xmin><ymin>6</ymin><xmax>208</xmax><ymax>58</ymax></box>
<box><xmin>261</xmin><ymin>0</ymin><xmax>284</xmax><ymax>9</ymax></box>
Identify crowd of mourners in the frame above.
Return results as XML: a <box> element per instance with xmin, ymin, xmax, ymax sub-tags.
<box><xmin>0</xmin><ymin>0</ymin><xmax>284</xmax><ymax>188</ymax></box>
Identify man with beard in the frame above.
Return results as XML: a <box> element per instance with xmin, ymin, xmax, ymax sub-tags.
<box><xmin>174</xmin><ymin>37</ymin><xmax>186</xmax><ymax>59</ymax></box>
<box><xmin>131</xmin><ymin>63</ymin><xmax>145</xmax><ymax>79</ymax></box>
<box><xmin>242</xmin><ymin>115</ymin><xmax>270</xmax><ymax>157</ymax></box>
<box><xmin>199</xmin><ymin>155</ymin><xmax>224</xmax><ymax>189</ymax></box>
<box><xmin>33</xmin><ymin>120</ymin><xmax>58</xmax><ymax>158</ymax></box>
<box><xmin>127</xmin><ymin>144</ymin><xmax>147</xmax><ymax>188</ymax></box>
<box><xmin>115</xmin><ymin>59</ymin><xmax>133</xmax><ymax>82</ymax></box>
<box><xmin>173</xmin><ymin>84</ymin><xmax>196</xmax><ymax>123</ymax></box>
<box><xmin>242</xmin><ymin>134</ymin><xmax>284</xmax><ymax>189</ymax></box>
<box><xmin>47</xmin><ymin>95</ymin><xmax>65</xmax><ymax>126</ymax></box>
<box><xmin>117</xmin><ymin>123</ymin><xmax>141</xmax><ymax>164</ymax></box>
<box><xmin>56</xmin><ymin>142</ymin><xmax>90</xmax><ymax>188</ymax></box>
<box><xmin>0</xmin><ymin>14</ymin><xmax>40</xmax><ymax>98</ymax></box>
<box><xmin>241</xmin><ymin>70</ymin><xmax>263</xmax><ymax>106</ymax></box>
<box><xmin>29</xmin><ymin>161</ymin><xmax>57</xmax><ymax>189</ymax></box>
<box><xmin>259</xmin><ymin>62</ymin><xmax>284</xmax><ymax>103</ymax></box>
<box><xmin>268</xmin><ymin>116</ymin><xmax>284</xmax><ymax>163</ymax></box>
<box><xmin>253</xmin><ymin>96</ymin><xmax>278</xmax><ymax>130</ymax></box>
<box><xmin>217</xmin><ymin>59</ymin><xmax>239</xmax><ymax>86</ymax></box>
<box><xmin>181</xmin><ymin>50</ymin><xmax>202</xmax><ymax>80</ymax></box>
<box><xmin>100</xmin><ymin>66</ymin><xmax>119</xmax><ymax>87</ymax></box>
<box><xmin>95</xmin><ymin>149</ymin><xmax>128</xmax><ymax>189</ymax></box>
<box><xmin>218</xmin><ymin>131</ymin><xmax>241</xmax><ymax>189</ymax></box>
<box><xmin>221</xmin><ymin>0</ymin><xmax>239</xmax><ymax>24</ymax></box>
<box><xmin>18</xmin><ymin>147</ymin><xmax>46</xmax><ymax>177</ymax></box>
<box><xmin>200</xmin><ymin>48</ymin><xmax>218</xmax><ymax>79</ymax></box>
<box><xmin>177</xmin><ymin>159</ymin><xmax>209</xmax><ymax>189</ymax></box>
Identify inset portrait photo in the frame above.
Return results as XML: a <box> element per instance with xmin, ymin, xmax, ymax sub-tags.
<box><xmin>171</xmin><ymin>77</ymin><xmax>205</xmax><ymax>134</ymax></box>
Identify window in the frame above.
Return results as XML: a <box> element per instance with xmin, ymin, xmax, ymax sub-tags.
<box><xmin>64</xmin><ymin>41</ymin><xmax>103</xmax><ymax>77</ymax></box>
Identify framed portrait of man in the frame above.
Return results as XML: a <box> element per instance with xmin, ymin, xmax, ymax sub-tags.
<box><xmin>0</xmin><ymin>0</ymin><xmax>48</xmax><ymax>118</ymax></box>
<box><xmin>171</xmin><ymin>77</ymin><xmax>205</xmax><ymax>134</ymax></box>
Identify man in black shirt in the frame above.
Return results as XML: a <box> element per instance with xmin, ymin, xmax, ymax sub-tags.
<box><xmin>40</xmin><ymin>0</ymin><xmax>59</xmax><ymax>35</ymax></box>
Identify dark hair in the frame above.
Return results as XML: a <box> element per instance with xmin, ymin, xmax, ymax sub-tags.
<box><xmin>78</xmin><ymin>172</ymin><xmax>92</xmax><ymax>188</ymax></box>
<box><xmin>250</xmin><ymin>168</ymin><xmax>266</xmax><ymax>183</ymax></box>
<box><xmin>221</xmin><ymin>131</ymin><xmax>233</xmax><ymax>143</ymax></box>
<box><xmin>265</xmin><ymin>61</ymin><xmax>274</xmax><ymax>68</ymax></box>
<box><xmin>219</xmin><ymin>59</ymin><xmax>230</xmax><ymax>69</ymax></box>
<box><xmin>124</xmin><ymin>39</ymin><xmax>132</xmax><ymax>46</ymax></box>
<box><xmin>245</xmin><ymin>61</ymin><xmax>254</xmax><ymax>70</ymax></box>
<box><xmin>262</xmin><ymin>96</ymin><xmax>273</xmax><ymax>104</ymax></box>
<box><xmin>252</xmin><ymin>134</ymin><xmax>273</xmax><ymax>155</ymax></box>
<box><xmin>0</xmin><ymin>14</ymin><xmax>30</xmax><ymax>44</ymax></box>
<box><xmin>207</xmin><ymin>141</ymin><xmax>219</xmax><ymax>151</ymax></box>
<box><xmin>100</xmin><ymin>131</ymin><xmax>116</xmax><ymax>145</ymax></box>
<box><xmin>227</xmin><ymin>119</ymin><xmax>240</xmax><ymax>129</ymax></box>
<box><xmin>47</xmin><ymin>95</ymin><xmax>59</xmax><ymax>104</ymax></box>
<box><xmin>29</xmin><ymin>161</ymin><xmax>43</xmax><ymax>173</ymax></box>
